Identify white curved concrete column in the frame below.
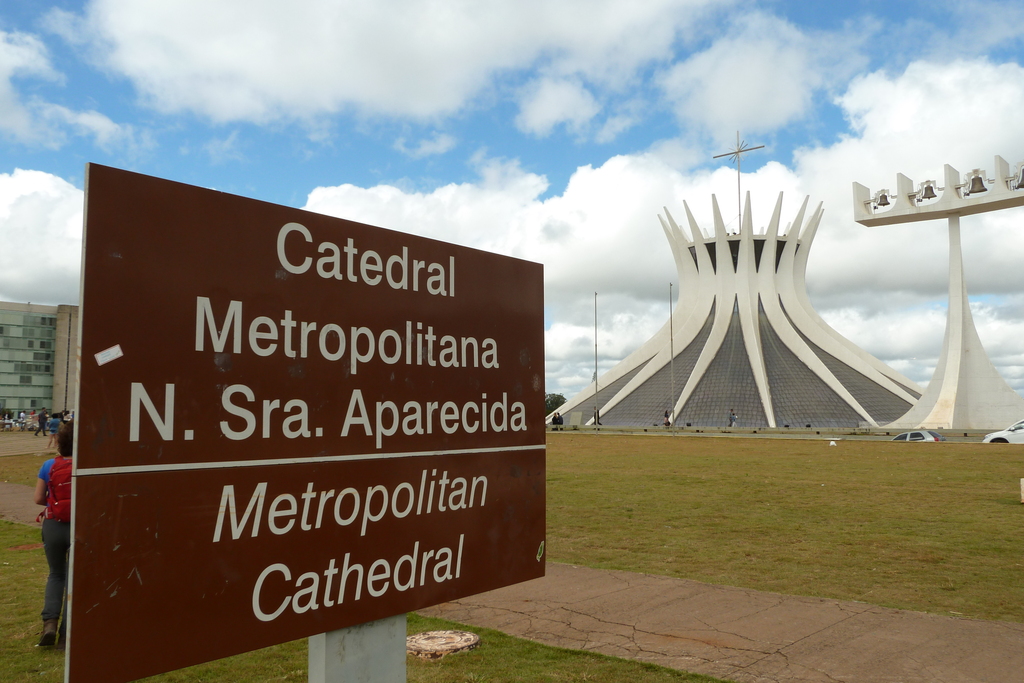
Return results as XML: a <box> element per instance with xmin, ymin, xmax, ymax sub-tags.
<box><xmin>888</xmin><ymin>216</ymin><xmax>1024</xmax><ymax>429</ymax></box>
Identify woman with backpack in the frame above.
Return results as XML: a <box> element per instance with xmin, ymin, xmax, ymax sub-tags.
<box><xmin>33</xmin><ymin>420</ymin><xmax>74</xmax><ymax>650</ymax></box>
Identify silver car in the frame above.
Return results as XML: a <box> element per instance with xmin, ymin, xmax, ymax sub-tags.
<box><xmin>892</xmin><ymin>430</ymin><xmax>946</xmax><ymax>442</ymax></box>
<box><xmin>982</xmin><ymin>419</ymin><xmax>1024</xmax><ymax>443</ymax></box>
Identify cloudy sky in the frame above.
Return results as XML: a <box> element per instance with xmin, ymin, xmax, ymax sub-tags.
<box><xmin>3</xmin><ymin>0</ymin><xmax>1024</xmax><ymax>400</ymax></box>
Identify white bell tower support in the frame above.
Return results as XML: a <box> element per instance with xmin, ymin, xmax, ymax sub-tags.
<box><xmin>853</xmin><ymin>156</ymin><xmax>1024</xmax><ymax>429</ymax></box>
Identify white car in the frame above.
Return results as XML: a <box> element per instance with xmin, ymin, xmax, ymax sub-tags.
<box><xmin>982</xmin><ymin>419</ymin><xmax>1024</xmax><ymax>443</ymax></box>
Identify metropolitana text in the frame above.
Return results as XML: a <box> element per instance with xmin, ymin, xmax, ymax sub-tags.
<box><xmin>195</xmin><ymin>297</ymin><xmax>498</xmax><ymax>373</ymax></box>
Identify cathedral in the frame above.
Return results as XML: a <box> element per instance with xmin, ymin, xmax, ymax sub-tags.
<box><xmin>555</xmin><ymin>193</ymin><xmax>923</xmax><ymax>429</ymax></box>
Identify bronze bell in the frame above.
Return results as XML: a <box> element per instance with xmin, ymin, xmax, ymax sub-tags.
<box><xmin>875</xmin><ymin>192</ymin><xmax>890</xmax><ymax>207</ymax></box>
<box><xmin>966</xmin><ymin>174</ymin><xmax>987</xmax><ymax>194</ymax></box>
<box><xmin>919</xmin><ymin>183</ymin><xmax>937</xmax><ymax>200</ymax></box>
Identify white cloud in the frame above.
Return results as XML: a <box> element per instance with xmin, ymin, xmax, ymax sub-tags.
<box><xmin>595</xmin><ymin>108</ymin><xmax>641</xmax><ymax>144</ymax></box>
<box><xmin>644</xmin><ymin>137</ymin><xmax>706</xmax><ymax>169</ymax></box>
<box><xmin>898</xmin><ymin>1</ymin><xmax>1024</xmax><ymax>61</ymax></box>
<box><xmin>515</xmin><ymin>78</ymin><xmax>601</xmax><ymax>137</ymax></box>
<box><xmin>38</xmin><ymin>103</ymin><xmax>150</xmax><ymax>154</ymax></box>
<box><xmin>0</xmin><ymin>169</ymin><xmax>83</xmax><ymax>304</ymax></box>
<box><xmin>658</xmin><ymin>12</ymin><xmax>856</xmax><ymax>138</ymax></box>
<box><xmin>393</xmin><ymin>132</ymin><xmax>457</xmax><ymax>159</ymax></box>
<box><xmin>0</xmin><ymin>30</ymin><xmax>61</xmax><ymax>142</ymax></box>
<box><xmin>202</xmin><ymin>130</ymin><xmax>245</xmax><ymax>164</ymax></box>
<box><xmin>0</xmin><ymin>29</ymin><xmax>147</xmax><ymax>153</ymax></box>
<box><xmin>48</xmin><ymin>0</ymin><xmax>724</xmax><ymax>123</ymax></box>
<box><xmin>305</xmin><ymin>153</ymin><xmax>551</xmax><ymax>257</ymax></box>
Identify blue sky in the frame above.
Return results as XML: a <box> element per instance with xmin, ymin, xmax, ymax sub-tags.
<box><xmin>4</xmin><ymin>0</ymin><xmax>1024</xmax><ymax>399</ymax></box>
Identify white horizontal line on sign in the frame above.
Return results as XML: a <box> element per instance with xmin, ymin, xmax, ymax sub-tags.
<box><xmin>75</xmin><ymin>443</ymin><xmax>545</xmax><ymax>477</ymax></box>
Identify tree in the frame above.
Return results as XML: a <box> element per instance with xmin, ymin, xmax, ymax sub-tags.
<box><xmin>545</xmin><ymin>393</ymin><xmax>567</xmax><ymax>414</ymax></box>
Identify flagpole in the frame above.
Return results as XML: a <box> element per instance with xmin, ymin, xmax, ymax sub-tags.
<box><xmin>669</xmin><ymin>282</ymin><xmax>674</xmax><ymax>432</ymax></box>
<box><xmin>593</xmin><ymin>292</ymin><xmax>599</xmax><ymax>427</ymax></box>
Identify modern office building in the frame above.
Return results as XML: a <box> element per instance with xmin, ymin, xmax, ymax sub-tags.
<box><xmin>0</xmin><ymin>301</ymin><xmax>79</xmax><ymax>415</ymax></box>
<box><xmin>555</xmin><ymin>193</ymin><xmax>924</xmax><ymax>429</ymax></box>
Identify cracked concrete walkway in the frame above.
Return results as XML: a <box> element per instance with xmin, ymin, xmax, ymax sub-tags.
<box><xmin>420</xmin><ymin>563</ymin><xmax>1024</xmax><ymax>683</ymax></box>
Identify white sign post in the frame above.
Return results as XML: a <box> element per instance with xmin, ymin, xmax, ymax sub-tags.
<box><xmin>308</xmin><ymin>615</ymin><xmax>408</xmax><ymax>683</ymax></box>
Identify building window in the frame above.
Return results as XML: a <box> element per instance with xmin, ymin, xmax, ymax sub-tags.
<box><xmin>20</xmin><ymin>376</ymin><xmax>31</xmax><ymax>384</ymax></box>
<box><xmin>27</xmin><ymin>340</ymin><xmax>34</xmax><ymax>348</ymax></box>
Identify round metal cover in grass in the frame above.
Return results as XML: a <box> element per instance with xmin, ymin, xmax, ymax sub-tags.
<box><xmin>406</xmin><ymin>630</ymin><xmax>480</xmax><ymax>660</ymax></box>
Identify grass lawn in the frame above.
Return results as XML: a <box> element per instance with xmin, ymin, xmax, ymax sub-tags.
<box><xmin>3</xmin><ymin>431</ymin><xmax>1022</xmax><ymax>681</ymax></box>
<box><xmin>546</xmin><ymin>432</ymin><xmax>1024</xmax><ymax>622</ymax></box>
<box><xmin>0</xmin><ymin>451</ymin><xmax>45</xmax><ymax>486</ymax></box>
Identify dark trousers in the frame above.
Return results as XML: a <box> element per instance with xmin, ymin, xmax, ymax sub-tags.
<box><xmin>41</xmin><ymin>518</ymin><xmax>70</xmax><ymax>635</ymax></box>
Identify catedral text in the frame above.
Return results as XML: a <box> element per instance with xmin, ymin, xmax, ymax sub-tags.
<box><xmin>276</xmin><ymin>222</ymin><xmax>455</xmax><ymax>296</ymax></box>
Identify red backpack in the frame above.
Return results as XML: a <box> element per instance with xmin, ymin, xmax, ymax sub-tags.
<box><xmin>45</xmin><ymin>456</ymin><xmax>73</xmax><ymax>522</ymax></box>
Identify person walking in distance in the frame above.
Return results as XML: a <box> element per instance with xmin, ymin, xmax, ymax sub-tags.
<box><xmin>33</xmin><ymin>421</ymin><xmax>74</xmax><ymax>650</ymax></box>
<box><xmin>34</xmin><ymin>408</ymin><xmax>48</xmax><ymax>436</ymax></box>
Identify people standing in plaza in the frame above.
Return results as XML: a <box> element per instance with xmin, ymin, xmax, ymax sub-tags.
<box><xmin>728</xmin><ymin>408</ymin><xmax>738</xmax><ymax>427</ymax></box>
<box><xmin>34</xmin><ymin>421</ymin><xmax>74</xmax><ymax>650</ymax></box>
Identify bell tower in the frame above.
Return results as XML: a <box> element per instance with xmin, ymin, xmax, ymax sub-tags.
<box><xmin>853</xmin><ymin>156</ymin><xmax>1024</xmax><ymax>430</ymax></box>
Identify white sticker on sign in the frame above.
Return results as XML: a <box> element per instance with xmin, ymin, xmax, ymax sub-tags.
<box><xmin>95</xmin><ymin>344</ymin><xmax>124</xmax><ymax>366</ymax></box>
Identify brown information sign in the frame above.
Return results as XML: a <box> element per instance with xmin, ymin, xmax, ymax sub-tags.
<box><xmin>69</xmin><ymin>164</ymin><xmax>545</xmax><ymax>683</ymax></box>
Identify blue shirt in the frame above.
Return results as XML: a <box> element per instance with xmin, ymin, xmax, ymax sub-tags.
<box><xmin>39</xmin><ymin>459</ymin><xmax>55</xmax><ymax>483</ymax></box>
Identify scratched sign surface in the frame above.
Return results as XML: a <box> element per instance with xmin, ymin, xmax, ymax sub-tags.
<box><xmin>69</xmin><ymin>164</ymin><xmax>546</xmax><ymax>683</ymax></box>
